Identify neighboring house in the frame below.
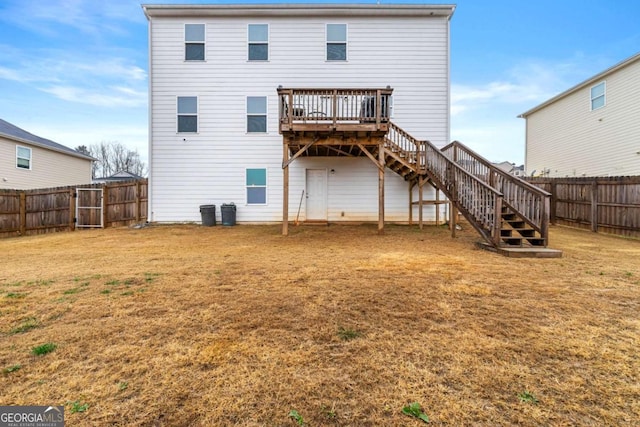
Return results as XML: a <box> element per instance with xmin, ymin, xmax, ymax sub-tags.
<box><xmin>519</xmin><ymin>52</ymin><xmax>640</xmax><ymax>177</ymax></box>
<box><xmin>143</xmin><ymin>4</ymin><xmax>455</xmax><ymax>224</ymax></box>
<box><xmin>492</xmin><ymin>161</ymin><xmax>525</xmax><ymax>177</ymax></box>
<box><xmin>93</xmin><ymin>170</ymin><xmax>145</xmax><ymax>184</ymax></box>
<box><xmin>0</xmin><ymin>118</ymin><xmax>93</xmax><ymax>190</ymax></box>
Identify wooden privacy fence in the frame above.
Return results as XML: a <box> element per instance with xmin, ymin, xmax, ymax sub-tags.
<box><xmin>526</xmin><ymin>176</ymin><xmax>640</xmax><ymax>238</ymax></box>
<box><xmin>0</xmin><ymin>179</ymin><xmax>147</xmax><ymax>239</ymax></box>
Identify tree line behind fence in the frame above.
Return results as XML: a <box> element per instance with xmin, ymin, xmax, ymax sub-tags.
<box><xmin>0</xmin><ymin>180</ymin><xmax>147</xmax><ymax>238</ymax></box>
<box><xmin>526</xmin><ymin>176</ymin><xmax>640</xmax><ymax>238</ymax></box>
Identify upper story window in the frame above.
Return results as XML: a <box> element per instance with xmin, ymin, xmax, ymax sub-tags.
<box><xmin>247</xmin><ymin>96</ymin><xmax>267</xmax><ymax>133</ymax></box>
<box><xmin>16</xmin><ymin>146</ymin><xmax>31</xmax><ymax>169</ymax></box>
<box><xmin>248</xmin><ymin>24</ymin><xmax>268</xmax><ymax>61</ymax></box>
<box><xmin>177</xmin><ymin>96</ymin><xmax>198</xmax><ymax>133</ymax></box>
<box><xmin>590</xmin><ymin>81</ymin><xmax>605</xmax><ymax>110</ymax></box>
<box><xmin>185</xmin><ymin>24</ymin><xmax>205</xmax><ymax>61</ymax></box>
<box><xmin>326</xmin><ymin>24</ymin><xmax>347</xmax><ymax>61</ymax></box>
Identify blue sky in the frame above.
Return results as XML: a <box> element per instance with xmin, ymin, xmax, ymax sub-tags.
<box><xmin>0</xmin><ymin>1</ymin><xmax>638</xmax><ymax>168</ymax></box>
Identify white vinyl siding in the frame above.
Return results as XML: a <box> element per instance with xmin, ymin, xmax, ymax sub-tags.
<box><xmin>185</xmin><ymin>24</ymin><xmax>205</xmax><ymax>61</ymax></box>
<box><xmin>16</xmin><ymin>146</ymin><xmax>31</xmax><ymax>169</ymax></box>
<box><xmin>0</xmin><ymin>138</ymin><xmax>92</xmax><ymax>190</ymax></box>
<box><xmin>147</xmin><ymin>13</ymin><xmax>451</xmax><ymax>222</ymax></box>
<box><xmin>525</xmin><ymin>60</ymin><xmax>640</xmax><ymax>177</ymax></box>
<box><xmin>590</xmin><ymin>81</ymin><xmax>605</xmax><ymax>110</ymax></box>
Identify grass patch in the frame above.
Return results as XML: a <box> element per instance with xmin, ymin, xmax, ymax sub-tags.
<box><xmin>31</xmin><ymin>343</ymin><xmax>57</xmax><ymax>356</ymax></box>
<box><xmin>337</xmin><ymin>326</ymin><xmax>361</xmax><ymax>341</ymax></box>
<box><xmin>10</xmin><ymin>317</ymin><xmax>39</xmax><ymax>334</ymax></box>
<box><xmin>2</xmin><ymin>364</ymin><xmax>21</xmax><ymax>374</ymax></box>
<box><xmin>5</xmin><ymin>292</ymin><xmax>27</xmax><ymax>299</ymax></box>
<box><xmin>100</xmin><ymin>289</ymin><xmax>111</xmax><ymax>295</ymax></box>
<box><xmin>288</xmin><ymin>410</ymin><xmax>304</xmax><ymax>426</ymax></box>
<box><xmin>68</xmin><ymin>400</ymin><xmax>89</xmax><ymax>413</ymax></box>
<box><xmin>105</xmin><ymin>280</ymin><xmax>121</xmax><ymax>286</ymax></box>
<box><xmin>63</xmin><ymin>287</ymin><xmax>83</xmax><ymax>295</ymax></box>
<box><xmin>118</xmin><ymin>381</ymin><xmax>128</xmax><ymax>391</ymax></box>
<box><xmin>518</xmin><ymin>391</ymin><xmax>539</xmax><ymax>404</ymax></box>
<box><xmin>402</xmin><ymin>402</ymin><xmax>429</xmax><ymax>423</ymax></box>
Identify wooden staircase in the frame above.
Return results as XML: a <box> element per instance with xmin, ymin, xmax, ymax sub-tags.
<box><xmin>383</xmin><ymin>122</ymin><xmax>561</xmax><ymax>256</ymax></box>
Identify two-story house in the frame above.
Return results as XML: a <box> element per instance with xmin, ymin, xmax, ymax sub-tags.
<box><xmin>143</xmin><ymin>3</ymin><xmax>455</xmax><ymax>227</ymax></box>
<box><xmin>0</xmin><ymin>118</ymin><xmax>93</xmax><ymax>190</ymax></box>
<box><xmin>519</xmin><ymin>52</ymin><xmax>640</xmax><ymax>177</ymax></box>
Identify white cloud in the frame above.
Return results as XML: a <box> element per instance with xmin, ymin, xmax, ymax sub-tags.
<box><xmin>42</xmin><ymin>85</ymin><xmax>146</xmax><ymax>108</ymax></box>
<box><xmin>450</xmin><ymin>54</ymin><xmax>609</xmax><ymax>165</ymax></box>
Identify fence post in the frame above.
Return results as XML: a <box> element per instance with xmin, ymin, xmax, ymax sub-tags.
<box><xmin>69</xmin><ymin>188</ymin><xmax>76</xmax><ymax>231</ymax></box>
<box><xmin>19</xmin><ymin>192</ymin><xmax>26</xmax><ymax>235</ymax></box>
<box><xmin>591</xmin><ymin>180</ymin><xmax>598</xmax><ymax>232</ymax></box>
<box><xmin>135</xmin><ymin>181</ymin><xmax>142</xmax><ymax>222</ymax></box>
<box><xmin>102</xmin><ymin>185</ymin><xmax>109</xmax><ymax>228</ymax></box>
<box><xmin>550</xmin><ymin>181</ymin><xmax>557</xmax><ymax>225</ymax></box>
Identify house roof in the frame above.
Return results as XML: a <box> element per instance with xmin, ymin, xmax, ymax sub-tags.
<box><xmin>518</xmin><ymin>51</ymin><xmax>640</xmax><ymax>118</ymax></box>
<box><xmin>142</xmin><ymin>3</ymin><xmax>456</xmax><ymax>19</ymax></box>
<box><xmin>0</xmin><ymin>118</ymin><xmax>94</xmax><ymax>161</ymax></box>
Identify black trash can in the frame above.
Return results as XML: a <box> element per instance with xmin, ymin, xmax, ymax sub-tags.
<box><xmin>199</xmin><ymin>204</ymin><xmax>216</xmax><ymax>226</ymax></box>
<box><xmin>220</xmin><ymin>203</ymin><xmax>236</xmax><ymax>226</ymax></box>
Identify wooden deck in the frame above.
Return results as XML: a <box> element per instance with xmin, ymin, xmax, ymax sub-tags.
<box><xmin>278</xmin><ymin>87</ymin><xmax>392</xmax><ymax>148</ymax></box>
<box><xmin>277</xmin><ymin>87</ymin><xmax>560</xmax><ymax>256</ymax></box>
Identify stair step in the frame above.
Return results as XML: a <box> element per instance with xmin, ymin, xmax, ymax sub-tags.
<box><xmin>502</xmin><ymin>237</ymin><xmax>523</xmax><ymax>246</ymax></box>
<box><xmin>526</xmin><ymin>238</ymin><xmax>547</xmax><ymax>246</ymax></box>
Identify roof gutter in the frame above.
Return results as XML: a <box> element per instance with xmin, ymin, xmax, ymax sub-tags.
<box><xmin>142</xmin><ymin>4</ymin><xmax>456</xmax><ymax>19</ymax></box>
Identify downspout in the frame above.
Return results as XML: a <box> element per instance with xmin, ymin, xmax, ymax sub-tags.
<box><xmin>144</xmin><ymin>7</ymin><xmax>154</xmax><ymax>222</ymax></box>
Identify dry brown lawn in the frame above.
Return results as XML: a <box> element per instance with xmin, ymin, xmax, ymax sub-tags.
<box><xmin>0</xmin><ymin>223</ymin><xmax>638</xmax><ymax>426</ymax></box>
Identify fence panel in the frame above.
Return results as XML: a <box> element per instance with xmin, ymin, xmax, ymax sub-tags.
<box><xmin>527</xmin><ymin>176</ymin><xmax>640</xmax><ymax>238</ymax></box>
<box><xmin>0</xmin><ymin>179</ymin><xmax>147</xmax><ymax>239</ymax></box>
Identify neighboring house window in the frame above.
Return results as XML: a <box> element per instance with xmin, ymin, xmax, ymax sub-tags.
<box><xmin>177</xmin><ymin>96</ymin><xmax>198</xmax><ymax>133</ymax></box>
<box><xmin>246</xmin><ymin>168</ymin><xmax>267</xmax><ymax>204</ymax></box>
<box><xmin>591</xmin><ymin>81</ymin><xmax>605</xmax><ymax>110</ymax></box>
<box><xmin>16</xmin><ymin>146</ymin><xmax>31</xmax><ymax>169</ymax></box>
<box><xmin>185</xmin><ymin>24</ymin><xmax>205</xmax><ymax>61</ymax></box>
<box><xmin>326</xmin><ymin>24</ymin><xmax>347</xmax><ymax>61</ymax></box>
<box><xmin>247</xmin><ymin>96</ymin><xmax>267</xmax><ymax>133</ymax></box>
<box><xmin>248</xmin><ymin>24</ymin><xmax>268</xmax><ymax>61</ymax></box>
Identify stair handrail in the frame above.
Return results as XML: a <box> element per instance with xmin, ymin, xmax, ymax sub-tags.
<box><xmin>386</xmin><ymin>122</ymin><xmax>504</xmax><ymax>246</ymax></box>
<box><xmin>442</xmin><ymin>140</ymin><xmax>550</xmax><ymax>241</ymax></box>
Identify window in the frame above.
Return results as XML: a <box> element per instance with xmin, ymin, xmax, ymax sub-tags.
<box><xmin>248</xmin><ymin>24</ymin><xmax>268</xmax><ymax>61</ymax></box>
<box><xmin>247</xmin><ymin>96</ymin><xmax>267</xmax><ymax>133</ymax></box>
<box><xmin>246</xmin><ymin>168</ymin><xmax>267</xmax><ymax>204</ymax></box>
<box><xmin>177</xmin><ymin>96</ymin><xmax>198</xmax><ymax>133</ymax></box>
<box><xmin>185</xmin><ymin>24</ymin><xmax>205</xmax><ymax>61</ymax></box>
<box><xmin>591</xmin><ymin>81</ymin><xmax>605</xmax><ymax>110</ymax></box>
<box><xmin>326</xmin><ymin>24</ymin><xmax>347</xmax><ymax>61</ymax></box>
<box><xmin>16</xmin><ymin>146</ymin><xmax>31</xmax><ymax>169</ymax></box>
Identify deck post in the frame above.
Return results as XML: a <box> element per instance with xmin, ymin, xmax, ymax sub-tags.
<box><xmin>282</xmin><ymin>139</ymin><xmax>289</xmax><ymax>236</ymax></box>
<box><xmin>408</xmin><ymin>180</ymin><xmax>414</xmax><ymax>226</ymax></box>
<box><xmin>418</xmin><ymin>176</ymin><xmax>424</xmax><ymax>230</ymax></box>
<box><xmin>378</xmin><ymin>139</ymin><xmax>385</xmax><ymax>234</ymax></box>
<box><xmin>450</xmin><ymin>201</ymin><xmax>457</xmax><ymax>237</ymax></box>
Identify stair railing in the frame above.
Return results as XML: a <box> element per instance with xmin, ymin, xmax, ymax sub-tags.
<box><xmin>442</xmin><ymin>141</ymin><xmax>550</xmax><ymax>242</ymax></box>
<box><xmin>386</xmin><ymin>122</ymin><xmax>504</xmax><ymax>246</ymax></box>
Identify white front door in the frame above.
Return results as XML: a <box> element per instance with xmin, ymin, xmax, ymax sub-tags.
<box><xmin>305</xmin><ymin>169</ymin><xmax>327</xmax><ymax>221</ymax></box>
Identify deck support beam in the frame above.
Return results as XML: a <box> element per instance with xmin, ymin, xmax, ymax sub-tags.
<box><xmin>282</xmin><ymin>139</ymin><xmax>290</xmax><ymax>236</ymax></box>
<box><xmin>378</xmin><ymin>141</ymin><xmax>385</xmax><ymax>234</ymax></box>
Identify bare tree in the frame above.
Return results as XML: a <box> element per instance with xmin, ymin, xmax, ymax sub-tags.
<box><xmin>76</xmin><ymin>141</ymin><xmax>147</xmax><ymax>179</ymax></box>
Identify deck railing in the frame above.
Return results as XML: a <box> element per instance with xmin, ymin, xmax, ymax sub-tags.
<box><xmin>278</xmin><ymin>87</ymin><xmax>393</xmax><ymax>130</ymax></box>
<box><xmin>442</xmin><ymin>141</ymin><xmax>550</xmax><ymax>240</ymax></box>
<box><xmin>385</xmin><ymin>122</ymin><xmax>504</xmax><ymax>245</ymax></box>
